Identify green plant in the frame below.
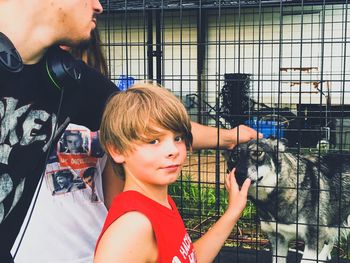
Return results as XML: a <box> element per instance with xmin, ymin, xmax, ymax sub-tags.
<box><xmin>169</xmin><ymin>172</ymin><xmax>227</xmax><ymax>216</ymax></box>
<box><xmin>169</xmin><ymin>172</ymin><xmax>258</xmax><ymax>244</ymax></box>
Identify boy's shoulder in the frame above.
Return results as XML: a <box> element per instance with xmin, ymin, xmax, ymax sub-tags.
<box><xmin>96</xmin><ymin>191</ymin><xmax>158</xmax><ymax>261</ymax></box>
<box><xmin>107</xmin><ymin>191</ymin><xmax>152</xmax><ymax>218</ymax></box>
<box><xmin>111</xmin><ymin>210</ymin><xmax>152</xmax><ymax>230</ymax></box>
<box><xmin>106</xmin><ymin>191</ymin><xmax>179</xmax><ymax>227</ymax></box>
<box><xmin>96</xmin><ymin>210</ymin><xmax>157</xmax><ymax>262</ymax></box>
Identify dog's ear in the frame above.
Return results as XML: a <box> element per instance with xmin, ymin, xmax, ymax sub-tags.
<box><xmin>280</xmin><ymin>138</ymin><xmax>288</xmax><ymax>146</ymax></box>
<box><xmin>269</xmin><ymin>137</ymin><xmax>288</xmax><ymax>152</ymax></box>
<box><xmin>278</xmin><ymin>138</ymin><xmax>288</xmax><ymax>152</ymax></box>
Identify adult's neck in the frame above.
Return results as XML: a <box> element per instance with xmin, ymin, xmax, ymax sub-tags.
<box><xmin>0</xmin><ymin>1</ymin><xmax>53</xmax><ymax>64</ymax></box>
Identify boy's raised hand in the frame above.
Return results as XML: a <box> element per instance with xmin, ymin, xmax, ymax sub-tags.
<box><xmin>192</xmin><ymin>169</ymin><xmax>251</xmax><ymax>263</ymax></box>
<box><xmin>225</xmin><ymin>168</ymin><xmax>251</xmax><ymax>219</ymax></box>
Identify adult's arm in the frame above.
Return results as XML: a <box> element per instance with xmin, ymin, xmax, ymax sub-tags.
<box><xmin>100</xmin><ymin>122</ymin><xmax>261</xmax><ymax>205</ymax></box>
<box><xmin>191</xmin><ymin>122</ymin><xmax>262</xmax><ymax>150</ymax></box>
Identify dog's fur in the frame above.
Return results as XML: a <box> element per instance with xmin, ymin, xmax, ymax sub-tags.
<box><xmin>224</xmin><ymin>138</ymin><xmax>350</xmax><ymax>263</ymax></box>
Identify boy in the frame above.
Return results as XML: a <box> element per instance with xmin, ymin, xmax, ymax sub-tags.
<box><xmin>94</xmin><ymin>83</ymin><xmax>251</xmax><ymax>263</ymax></box>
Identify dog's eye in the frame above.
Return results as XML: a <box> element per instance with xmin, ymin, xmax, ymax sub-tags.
<box><xmin>250</xmin><ymin>150</ymin><xmax>264</xmax><ymax>160</ymax></box>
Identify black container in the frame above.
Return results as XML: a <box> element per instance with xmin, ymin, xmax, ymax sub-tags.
<box><xmin>221</xmin><ymin>73</ymin><xmax>252</xmax><ymax>128</ymax></box>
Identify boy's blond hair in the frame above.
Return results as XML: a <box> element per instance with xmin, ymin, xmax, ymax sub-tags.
<box><xmin>99</xmin><ymin>82</ymin><xmax>193</xmax><ymax>178</ymax></box>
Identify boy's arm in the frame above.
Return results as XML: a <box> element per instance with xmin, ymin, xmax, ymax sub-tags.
<box><xmin>102</xmin><ymin>158</ymin><xmax>124</xmax><ymax>209</ymax></box>
<box><xmin>94</xmin><ymin>212</ymin><xmax>157</xmax><ymax>263</ymax></box>
<box><xmin>190</xmin><ymin>122</ymin><xmax>262</xmax><ymax>150</ymax></box>
<box><xmin>193</xmin><ymin>169</ymin><xmax>251</xmax><ymax>263</ymax></box>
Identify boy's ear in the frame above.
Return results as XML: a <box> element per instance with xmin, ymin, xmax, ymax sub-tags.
<box><xmin>106</xmin><ymin>144</ymin><xmax>125</xmax><ymax>164</ymax></box>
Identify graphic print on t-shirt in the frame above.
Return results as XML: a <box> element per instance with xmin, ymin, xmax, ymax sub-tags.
<box><xmin>58</xmin><ymin>129</ymin><xmax>88</xmax><ymax>154</ymax></box>
<box><xmin>0</xmin><ymin>97</ymin><xmax>68</xmax><ymax>223</ymax></box>
<box><xmin>175</xmin><ymin>233</ymin><xmax>196</xmax><ymax>263</ymax></box>
<box><xmin>47</xmin><ymin>168</ymin><xmax>83</xmax><ymax>194</ymax></box>
<box><xmin>46</xmin><ymin>126</ymin><xmax>102</xmax><ymax>202</ymax></box>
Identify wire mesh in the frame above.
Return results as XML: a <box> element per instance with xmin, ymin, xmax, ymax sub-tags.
<box><xmin>99</xmin><ymin>1</ymin><xmax>350</xmax><ymax>262</ymax></box>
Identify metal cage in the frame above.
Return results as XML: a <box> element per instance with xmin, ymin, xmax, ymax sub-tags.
<box><xmin>98</xmin><ymin>1</ymin><xmax>350</xmax><ymax>262</ymax></box>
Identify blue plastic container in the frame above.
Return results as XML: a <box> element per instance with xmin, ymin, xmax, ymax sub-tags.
<box><xmin>116</xmin><ymin>75</ymin><xmax>135</xmax><ymax>91</ymax></box>
<box><xmin>245</xmin><ymin>119</ymin><xmax>285</xmax><ymax>139</ymax></box>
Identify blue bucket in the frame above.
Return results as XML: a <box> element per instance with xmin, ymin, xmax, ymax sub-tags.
<box><xmin>245</xmin><ymin>119</ymin><xmax>285</xmax><ymax>139</ymax></box>
<box><xmin>116</xmin><ymin>75</ymin><xmax>135</xmax><ymax>91</ymax></box>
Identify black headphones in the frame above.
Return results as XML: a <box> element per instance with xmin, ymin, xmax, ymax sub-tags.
<box><xmin>0</xmin><ymin>32</ymin><xmax>82</xmax><ymax>90</ymax></box>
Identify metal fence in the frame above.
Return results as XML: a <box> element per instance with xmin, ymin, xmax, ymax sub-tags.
<box><xmin>98</xmin><ymin>1</ymin><xmax>350</xmax><ymax>262</ymax></box>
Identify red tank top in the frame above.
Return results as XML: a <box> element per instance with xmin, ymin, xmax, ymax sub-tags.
<box><xmin>96</xmin><ymin>190</ymin><xmax>197</xmax><ymax>263</ymax></box>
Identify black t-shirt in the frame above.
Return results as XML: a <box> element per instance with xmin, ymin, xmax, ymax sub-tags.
<box><xmin>0</xmin><ymin>50</ymin><xmax>116</xmax><ymax>261</ymax></box>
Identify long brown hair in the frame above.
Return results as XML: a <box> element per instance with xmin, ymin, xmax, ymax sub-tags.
<box><xmin>69</xmin><ymin>28</ymin><xmax>109</xmax><ymax>77</ymax></box>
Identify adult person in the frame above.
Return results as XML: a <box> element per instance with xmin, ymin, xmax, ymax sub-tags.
<box><xmin>0</xmin><ymin>1</ymin><xmax>114</xmax><ymax>262</ymax></box>
<box><xmin>0</xmin><ymin>1</ymin><xmax>260</xmax><ymax>261</ymax></box>
<box><xmin>11</xmin><ymin>29</ymin><xmax>121</xmax><ymax>263</ymax></box>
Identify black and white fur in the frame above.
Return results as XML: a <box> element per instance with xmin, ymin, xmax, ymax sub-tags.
<box><xmin>225</xmin><ymin>138</ymin><xmax>350</xmax><ymax>263</ymax></box>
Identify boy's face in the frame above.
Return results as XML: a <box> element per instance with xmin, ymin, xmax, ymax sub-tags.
<box><xmin>51</xmin><ymin>0</ymin><xmax>103</xmax><ymax>44</ymax></box>
<box><xmin>117</xmin><ymin>128</ymin><xmax>187</xmax><ymax>187</ymax></box>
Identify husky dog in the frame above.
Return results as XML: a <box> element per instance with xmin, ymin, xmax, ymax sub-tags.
<box><xmin>225</xmin><ymin>138</ymin><xmax>350</xmax><ymax>263</ymax></box>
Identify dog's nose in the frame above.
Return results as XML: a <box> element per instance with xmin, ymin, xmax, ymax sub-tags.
<box><xmin>235</xmin><ymin>170</ymin><xmax>247</xmax><ymax>186</ymax></box>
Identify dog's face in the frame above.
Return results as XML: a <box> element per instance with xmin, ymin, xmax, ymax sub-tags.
<box><xmin>225</xmin><ymin>138</ymin><xmax>287</xmax><ymax>200</ymax></box>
